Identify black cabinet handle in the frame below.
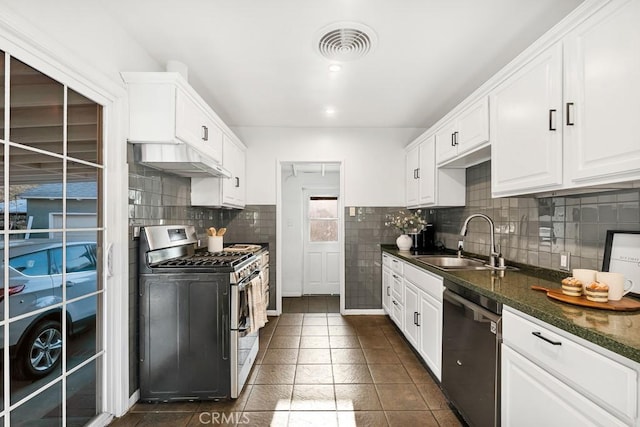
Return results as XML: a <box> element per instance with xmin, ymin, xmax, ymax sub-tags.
<box><xmin>566</xmin><ymin>102</ymin><xmax>574</xmax><ymax>126</ymax></box>
<box><xmin>451</xmin><ymin>132</ymin><xmax>455</xmax><ymax>147</ymax></box>
<box><xmin>416</xmin><ymin>312</ymin><xmax>420</xmax><ymax>327</ymax></box>
<box><xmin>532</xmin><ymin>331</ymin><xmax>562</xmax><ymax>346</ymax></box>
<box><xmin>235</xmin><ymin>177</ymin><xmax>240</xmax><ymax>188</ymax></box>
<box><xmin>387</xmin><ymin>286</ymin><xmax>391</xmax><ymax>296</ymax></box>
<box><xmin>549</xmin><ymin>109</ymin><xmax>557</xmax><ymax>131</ymax></box>
<box><xmin>413</xmin><ymin>312</ymin><xmax>417</xmax><ymax>325</ymax></box>
<box><xmin>202</xmin><ymin>125</ymin><xmax>209</xmax><ymax>141</ymax></box>
<box><xmin>453</xmin><ymin>131</ymin><xmax>458</xmax><ymax>146</ymax></box>
<box><xmin>392</xmin><ymin>300</ymin><xmax>398</xmax><ymax>306</ymax></box>
<box><xmin>416</xmin><ymin>168</ymin><xmax>420</xmax><ymax>179</ymax></box>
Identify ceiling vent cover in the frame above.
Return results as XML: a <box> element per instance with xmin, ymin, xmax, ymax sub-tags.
<box><xmin>315</xmin><ymin>22</ymin><xmax>377</xmax><ymax>61</ymax></box>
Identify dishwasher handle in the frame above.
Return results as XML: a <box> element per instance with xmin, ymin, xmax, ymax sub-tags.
<box><xmin>443</xmin><ymin>288</ymin><xmax>502</xmax><ymax>325</ymax></box>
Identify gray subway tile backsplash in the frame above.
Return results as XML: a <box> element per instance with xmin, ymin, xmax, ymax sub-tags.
<box><xmin>434</xmin><ymin>161</ymin><xmax>640</xmax><ymax>271</ymax></box>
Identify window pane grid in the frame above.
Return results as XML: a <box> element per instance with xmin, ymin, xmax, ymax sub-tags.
<box><xmin>2</xmin><ymin>51</ymin><xmax>103</xmax><ymax>425</ymax></box>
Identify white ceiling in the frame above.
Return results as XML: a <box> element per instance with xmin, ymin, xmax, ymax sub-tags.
<box><xmin>101</xmin><ymin>0</ymin><xmax>583</xmax><ymax>129</ymax></box>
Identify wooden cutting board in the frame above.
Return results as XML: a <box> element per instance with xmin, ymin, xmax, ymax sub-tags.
<box><xmin>531</xmin><ymin>286</ymin><xmax>640</xmax><ymax>311</ymax></box>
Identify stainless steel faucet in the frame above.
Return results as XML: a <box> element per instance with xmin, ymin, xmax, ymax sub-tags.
<box><xmin>460</xmin><ymin>213</ymin><xmax>505</xmax><ymax>269</ymax></box>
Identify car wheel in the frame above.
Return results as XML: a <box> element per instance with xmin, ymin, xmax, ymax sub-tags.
<box><xmin>16</xmin><ymin>320</ymin><xmax>63</xmax><ymax>379</ymax></box>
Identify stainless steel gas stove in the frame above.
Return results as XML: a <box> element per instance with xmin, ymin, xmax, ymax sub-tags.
<box><xmin>138</xmin><ymin>225</ymin><xmax>261</xmax><ymax>401</ymax></box>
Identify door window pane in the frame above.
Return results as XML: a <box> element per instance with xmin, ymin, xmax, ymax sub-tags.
<box><xmin>10</xmin><ymin>312</ymin><xmax>63</xmax><ymax>404</ymax></box>
<box><xmin>310</xmin><ymin>220</ymin><xmax>338</xmax><ymax>242</ymax></box>
<box><xmin>1</xmin><ymin>51</ymin><xmax>5</xmax><ymax>140</ymax></box>
<box><xmin>68</xmin><ymin>88</ymin><xmax>102</xmax><ymax>165</ymax></box>
<box><xmin>309</xmin><ymin>197</ymin><xmax>338</xmax><ymax>241</ymax></box>
<box><xmin>309</xmin><ymin>197</ymin><xmax>338</xmax><ymax>218</ymax></box>
<box><xmin>66</xmin><ymin>161</ymin><xmax>100</xmax><ymax>229</ymax></box>
<box><xmin>10</xmin><ymin>57</ymin><xmax>64</xmax><ymax>155</ymax></box>
<box><xmin>66</xmin><ymin>360</ymin><xmax>99</xmax><ymax>426</ymax></box>
<box><xmin>11</xmin><ymin>380</ymin><xmax>62</xmax><ymax>425</ymax></box>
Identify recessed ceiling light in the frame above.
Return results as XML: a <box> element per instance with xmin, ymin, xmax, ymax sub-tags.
<box><xmin>328</xmin><ymin>64</ymin><xmax>342</xmax><ymax>72</ymax></box>
<box><xmin>325</xmin><ymin>107</ymin><xmax>336</xmax><ymax>115</ymax></box>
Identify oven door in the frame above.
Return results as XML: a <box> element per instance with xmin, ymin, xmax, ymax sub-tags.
<box><xmin>230</xmin><ymin>273</ymin><xmax>260</xmax><ymax>398</ymax></box>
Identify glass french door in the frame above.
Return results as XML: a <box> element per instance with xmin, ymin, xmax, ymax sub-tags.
<box><xmin>1</xmin><ymin>50</ymin><xmax>105</xmax><ymax>426</ymax></box>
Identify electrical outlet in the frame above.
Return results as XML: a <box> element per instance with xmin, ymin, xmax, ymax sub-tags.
<box><xmin>349</xmin><ymin>207</ymin><xmax>356</xmax><ymax>217</ymax></box>
<box><xmin>560</xmin><ymin>251</ymin><xmax>571</xmax><ymax>271</ymax></box>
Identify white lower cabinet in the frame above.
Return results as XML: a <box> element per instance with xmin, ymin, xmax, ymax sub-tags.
<box><xmin>403</xmin><ymin>281</ymin><xmax>420</xmax><ymax>348</ymax></box>
<box><xmin>401</xmin><ymin>262</ymin><xmax>444</xmax><ymax>380</ymax></box>
<box><xmin>417</xmin><ymin>290</ymin><xmax>442</xmax><ymax>380</ymax></box>
<box><xmin>502</xmin><ymin>345</ymin><xmax>627</xmax><ymax>427</ymax></box>
<box><xmin>502</xmin><ymin>307</ymin><xmax>639</xmax><ymax>426</ymax></box>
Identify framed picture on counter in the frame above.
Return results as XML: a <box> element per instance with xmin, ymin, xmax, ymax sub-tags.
<box><xmin>602</xmin><ymin>230</ymin><xmax>640</xmax><ymax>296</ymax></box>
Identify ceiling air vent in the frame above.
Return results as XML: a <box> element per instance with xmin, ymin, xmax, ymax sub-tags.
<box><xmin>315</xmin><ymin>22</ymin><xmax>377</xmax><ymax>61</ymax></box>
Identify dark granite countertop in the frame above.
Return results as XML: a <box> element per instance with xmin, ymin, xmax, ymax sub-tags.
<box><xmin>381</xmin><ymin>245</ymin><xmax>640</xmax><ymax>364</ymax></box>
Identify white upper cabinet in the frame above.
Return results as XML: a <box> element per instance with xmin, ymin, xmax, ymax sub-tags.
<box><xmin>490</xmin><ymin>0</ymin><xmax>640</xmax><ymax>197</ymax></box>
<box><xmin>221</xmin><ymin>135</ymin><xmax>246</xmax><ymax>207</ymax></box>
<box><xmin>406</xmin><ymin>135</ymin><xmax>465</xmax><ymax>208</ymax></box>
<box><xmin>435</xmin><ymin>97</ymin><xmax>490</xmax><ymax>166</ymax></box>
<box><xmin>175</xmin><ymin>89</ymin><xmax>223</xmax><ymax>162</ymax></box>
<box><xmin>564</xmin><ymin>0</ymin><xmax>640</xmax><ymax>185</ymax></box>
<box><xmin>418</xmin><ymin>137</ymin><xmax>437</xmax><ymax>206</ymax></box>
<box><xmin>490</xmin><ymin>42</ymin><xmax>564</xmax><ymax>197</ymax></box>
<box><xmin>191</xmin><ymin>135</ymin><xmax>246</xmax><ymax>209</ymax></box>
<box><xmin>123</xmin><ymin>72</ymin><xmax>224</xmax><ymax>165</ymax></box>
<box><xmin>406</xmin><ymin>144</ymin><xmax>420</xmax><ymax>207</ymax></box>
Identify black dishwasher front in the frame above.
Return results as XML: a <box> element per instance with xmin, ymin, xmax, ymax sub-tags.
<box><xmin>442</xmin><ymin>280</ymin><xmax>502</xmax><ymax>427</ymax></box>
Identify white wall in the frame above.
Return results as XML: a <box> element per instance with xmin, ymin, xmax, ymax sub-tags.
<box><xmin>281</xmin><ymin>170</ymin><xmax>340</xmax><ymax>296</ymax></box>
<box><xmin>0</xmin><ymin>0</ymin><xmax>161</xmax><ymax>87</ymax></box>
<box><xmin>233</xmin><ymin>127</ymin><xmax>425</xmax><ymax>207</ymax></box>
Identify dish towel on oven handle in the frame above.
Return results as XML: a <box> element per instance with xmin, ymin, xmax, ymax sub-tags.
<box><xmin>248</xmin><ymin>271</ymin><xmax>268</xmax><ymax>334</ymax></box>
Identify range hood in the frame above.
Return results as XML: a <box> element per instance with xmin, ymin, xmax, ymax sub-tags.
<box><xmin>136</xmin><ymin>143</ymin><xmax>232</xmax><ymax>178</ymax></box>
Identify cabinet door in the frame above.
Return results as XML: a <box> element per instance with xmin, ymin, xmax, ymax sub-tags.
<box><xmin>382</xmin><ymin>267</ymin><xmax>392</xmax><ymax>315</ymax></box>
<box><xmin>403</xmin><ymin>281</ymin><xmax>420</xmax><ymax>348</ymax></box>
<box><xmin>565</xmin><ymin>0</ymin><xmax>640</xmax><ymax>184</ymax></box>
<box><xmin>175</xmin><ymin>89</ymin><xmax>209</xmax><ymax>150</ymax></box>
<box><xmin>418</xmin><ymin>137</ymin><xmax>436</xmax><ymax>205</ymax></box>
<box><xmin>406</xmin><ymin>145</ymin><xmax>420</xmax><ymax>207</ymax></box>
<box><xmin>175</xmin><ymin>89</ymin><xmax>223</xmax><ymax>164</ymax></box>
<box><xmin>456</xmin><ymin>97</ymin><xmax>489</xmax><ymax>156</ymax></box>
<box><xmin>418</xmin><ymin>290</ymin><xmax>442</xmax><ymax>381</ymax></box>
<box><xmin>390</xmin><ymin>297</ymin><xmax>403</xmax><ymax>330</ymax></box>
<box><xmin>434</xmin><ymin>119</ymin><xmax>458</xmax><ymax>164</ymax></box>
<box><xmin>222</xmin><ymin>136</ymin><xmax>245</xmax><ymax>207</ymax></box>
<box><xmin>490</xmin><ymin>42</ymin><xmax>564</xmax><ymax>197</ymax></box>
<box><xmin>502</xmin><ymin>345</ymin><xmax>627</xmax><ymax>427</ymax></box>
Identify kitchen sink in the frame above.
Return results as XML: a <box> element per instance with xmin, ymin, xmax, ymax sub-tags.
<box><xmin>413</xmin><ymin>255</ymin><xmax>516</xmax><ymax>271</ymax></box>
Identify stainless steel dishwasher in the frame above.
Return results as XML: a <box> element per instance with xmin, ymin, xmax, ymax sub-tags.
<box><xmin>442</xmin><ymin>280</ymin><xmax>502</xmax><ymax>427</ymax></box>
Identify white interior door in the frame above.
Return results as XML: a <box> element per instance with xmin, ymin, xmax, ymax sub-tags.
<box><xmin>303</xmin><ymin>190</ymin><xmax>340</xmax><ymax>295</ymax></box>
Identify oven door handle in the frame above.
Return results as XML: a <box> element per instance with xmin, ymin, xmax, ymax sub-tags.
<box><xmin>237</xmin><ymin>271</ymin><xmax>261</xmax><ymax>291</ymax></box>
<box><xmin>222</xmin><ymin>313</ymin><xmax>229</xmax><ymax>360</ymax></box>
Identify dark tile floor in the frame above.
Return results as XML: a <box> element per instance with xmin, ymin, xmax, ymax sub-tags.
<box><xmin>110</xmin><ymin>314</ymin><xmax>462</xmax><ymax>426</ymax></box>
<box><xmin>282</xmin><ymin>296</ymin><xmax>340</xmax><ymax>313</ymax></box>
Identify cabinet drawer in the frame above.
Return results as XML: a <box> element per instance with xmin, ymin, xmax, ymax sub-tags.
<box><xmin>382</xmin><ymin>254</ymin><xmax>391</xmax><ymax>268</ymax></box>
<box><xmin>404</xmin><ymin>263</ymin><xmax>444</xmax><ymax>301</ymax></box>
<box><xmin>390</xmin><ymin>256</ymin><xmax>403</xmax><ymax>275</ymax></box>
<box><xmin>503</xmin><ymin>309</ymin><xmax>637</xmax><ymax>420</ymax></box>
